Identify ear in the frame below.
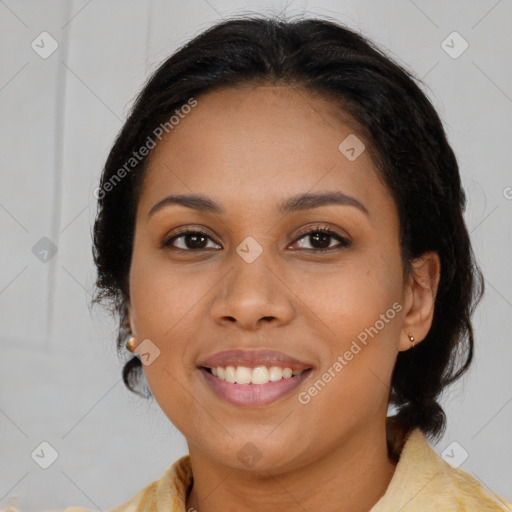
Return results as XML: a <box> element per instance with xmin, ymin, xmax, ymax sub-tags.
<box><xmin>399</xmin><ymin>251</ymin><xmax>441</xmax><ymax>352</ymax></box>
<box><xmin>126</xmin><ymin>298</ymin><xmax>138</xmax><ymax>340</ymax></box>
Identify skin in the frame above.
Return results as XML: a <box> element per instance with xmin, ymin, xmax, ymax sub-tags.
<box><xmin>127</xmin><ymin>84</ymin><xmax>440</xmax><ymax>512</ymax></box>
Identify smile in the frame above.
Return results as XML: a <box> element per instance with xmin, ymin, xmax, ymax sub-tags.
<box><xmin>199</xmin><ymin>365</ymin><xmax>313</xmax><ymax>407</ymax></box>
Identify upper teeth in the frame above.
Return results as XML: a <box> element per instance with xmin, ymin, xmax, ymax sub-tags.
<box><xmin>210</xmin><ymin>365</ymin><xmax>304</xmax><ymax>384</ymax></box>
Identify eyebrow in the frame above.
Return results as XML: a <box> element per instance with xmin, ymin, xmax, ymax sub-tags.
<box><xmin>148</xmin><ymin>191</ymin><xmax>369</xmax><ymax>218</ymax></box>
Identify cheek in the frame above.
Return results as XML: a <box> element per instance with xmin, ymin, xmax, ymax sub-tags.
<box><xmin>293</xmin><ymin>256</ymin><xmax>402</xmax><ymax>404</ymax></box>
<box><xmin>298</xmin><ymin>272</ymin><xmax>400</xmax><ymax>425</ymax></box>
<box><xmin>292</xmin><ymin>256</ymin><xmax>401</xmax><ymax>342</ymax></box>
<box><xmin>129</xmin><ymin>250</ymin><xmax>205</xmax><ymax>335</ymax></box>
<box><xmin>128</xmin><ymin>256</ymin><xmax>194</xmax><ymax>391</ymax></box>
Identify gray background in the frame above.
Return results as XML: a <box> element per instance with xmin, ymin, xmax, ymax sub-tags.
<box><xmin>1</xmin><ymin>0</ymin><xmax>511</xmax><ymax>510</ymax></box>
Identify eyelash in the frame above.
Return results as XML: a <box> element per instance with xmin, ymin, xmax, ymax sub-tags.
<box><xmin>162</xmin><ymin>225</ymin><xmax>351</xmax><ymax>253</ymax></box>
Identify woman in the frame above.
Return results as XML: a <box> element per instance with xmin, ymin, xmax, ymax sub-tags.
<box><xmin>6</xmin><ymin>14</ymin><xmax>510</xmax><ymax>512</ymax></box>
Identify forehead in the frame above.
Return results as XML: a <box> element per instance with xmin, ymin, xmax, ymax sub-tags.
<box><xmin>138</xmin><ymin>84</ymin><xmax>393</xmax><ymax>222</ymax></box>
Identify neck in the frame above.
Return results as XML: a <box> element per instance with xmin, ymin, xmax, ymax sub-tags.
<box><xmin>185</xmin><ymin>421</ymin><xmax>397</xmax><ymax>512</ymax></box>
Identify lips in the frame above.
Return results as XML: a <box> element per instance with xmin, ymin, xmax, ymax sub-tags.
<box><xmin>196</xmin><ymin>348</ymin><xmax>314</xmax><ymax>371</ymax></box>
<box><xmin>199</xmin><ymin>366</ymin><xmax>313</xmax><ymax>407</ymax></box>
<box><xmin>196</xmin><ymin>348</ymin><xmax>315</xmax><ymax>407</ymax></box>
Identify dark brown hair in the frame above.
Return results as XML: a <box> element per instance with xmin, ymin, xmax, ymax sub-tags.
<box><xmin>91</xmin><ymin>15</ymin><xmax>484</xmax><ymax>443</ymax></box>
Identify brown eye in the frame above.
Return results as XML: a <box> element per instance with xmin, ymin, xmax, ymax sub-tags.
<box><xmin>291</xmin><ymin>227</ymin><xmax>351</xmax><ymax>252</ymax></box>
<box><xmin>162</xmin><ymin>229</ymin><xmax>220</xmax><ymax>251</ymax></box>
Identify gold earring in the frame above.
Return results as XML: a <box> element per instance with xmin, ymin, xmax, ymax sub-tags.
<box><xmin>126</xmin><ymin>336</ymin><xmax>136</xmax><ymax>353</ymax></box>
<box><xmin>408</xmin><ymin>332</ymin><xmax>415</xmax><ymax>348</ymax></box>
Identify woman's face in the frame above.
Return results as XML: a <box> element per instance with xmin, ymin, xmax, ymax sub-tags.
<box><xmin>128</xmin><ymin>84</ymin><xmax>416</xmax><ymax>472</ymax></box>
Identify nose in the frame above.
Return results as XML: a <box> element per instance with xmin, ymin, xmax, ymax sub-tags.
<box><xmin>210</xmin><ymin>248</ymin><xmax>295</xmax><ymax>331</ymax></box>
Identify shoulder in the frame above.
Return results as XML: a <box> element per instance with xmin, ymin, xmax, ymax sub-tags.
<box><xmin>377</xmin><ymin>427</ymin><xmax>512</xmax><ymax>511</ymax></box>
<box><xmin>397</xmin><ymin>429</ymin><xmax>512</xmax><ymax>512</ymax></box>
<box><xmin>436</xmin><ymin>461</ymin><xmax>512</xmax><ymax>510</ymax></box>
